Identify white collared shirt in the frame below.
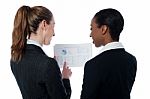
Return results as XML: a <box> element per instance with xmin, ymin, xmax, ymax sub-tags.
<box><xmin>99</xmin><ymin>42</ymin><xmax>124</xmax><ymax>54</ymax></box>
<box><xmin>27</xmin><ymin>39</ymin><xmax>42</xmax><ymax>48</ymax></box>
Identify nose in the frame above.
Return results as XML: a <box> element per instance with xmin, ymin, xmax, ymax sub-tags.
<box><xmin>53</xmin><ymin>33</ymin><xmax>55</xmax><ymax>36</ymax></box>
<box><xmin>90</xmin><ymin>33</ymin><xmax>92</xmax><ymax>37</ymax></box>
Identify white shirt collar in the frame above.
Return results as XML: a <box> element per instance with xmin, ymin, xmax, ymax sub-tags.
<box><xmin>27</xmin><ymin>39</ymin><xmax>42</xmax><ymax>48</ymax></box>
<box><xmin>99</xmin><ymin>42</ymin><xmax>124</xmax><ymax>54</ymax></box>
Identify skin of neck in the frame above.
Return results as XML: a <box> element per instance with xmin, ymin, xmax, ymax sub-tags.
<box><xmin>103</xmin><ymin>30</ymin><xmax>115</xmax><ymax>46</ymax></box>
<box><xmin>28</xmin><ymin>30</ymin><xmax>44</xmax><ymax>46</ymax></box>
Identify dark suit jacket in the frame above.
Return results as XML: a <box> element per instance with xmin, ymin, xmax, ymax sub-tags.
<box><xmin>81</xmin><ymin>48</ymin><xmax>137</xmax><ymax>99</ymax></box>
<box><xmin>11</xmin><ymin>44</ymin><xmax>71</xmax><ymax>99</ymax></box>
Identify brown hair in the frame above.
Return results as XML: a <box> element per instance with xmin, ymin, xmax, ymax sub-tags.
<box><xmin>11</xmin><ymin>5</ymin><xmax>53</xmax><ymax>62</ymax></box>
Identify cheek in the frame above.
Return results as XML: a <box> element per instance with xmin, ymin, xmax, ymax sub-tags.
<box><xmin>44</xmin><ymin>32</ymin><xmax>52</xmax><ymax>42</ymax></box>
<box><xmin>92</xmin><ymin>31</ymin><xmax>102</xmax><ymax>46</ymax></box>
<box><xmin>49</xmin><ymin>27</ymin><xmax>54</xmax><ymax>36</ymax></box>
<box><xmin>45</xmin><ymin>32</ymin><xmax>52</xmax><ymax>44</ymax></box>
<box><xmin>47</xmin><ymin>33</ymin><xmax>53</xmax><ymax>40</ymax></box>
<box><xmin>91</xmin><ymin>30</ymin><xmax>97</xmax><ymax>39</ymax></box>
<box><xmin>47</xmin><ymin>28</ymin><xmax>53</xmax><ymax>37</ymax></box>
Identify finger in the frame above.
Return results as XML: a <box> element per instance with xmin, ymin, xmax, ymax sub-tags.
<box><xmin>64</xmin><ymin>61</ymin><xmax>66</xmax><ymax>66</ymax></box>
<box><xmin>63</xmin><ymin>61</ymin><xmax>67</xmax><ymax>68</ymax></box>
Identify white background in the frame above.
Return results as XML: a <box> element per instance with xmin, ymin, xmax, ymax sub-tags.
<box><xmin>0</xmin><ymin>0</ymin><xmax>149</xmax><ymax>99</ymax></box>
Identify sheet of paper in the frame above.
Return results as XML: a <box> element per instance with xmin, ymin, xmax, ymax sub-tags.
<box><xmin>54</xmin><ymin>43</ymin><xmax>92</xmax><ymax>67</ymax></box>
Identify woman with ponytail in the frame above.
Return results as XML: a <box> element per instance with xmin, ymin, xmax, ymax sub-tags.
<box><xmin>11</xmin><ymin>5</ymin><xmax>72</xmax><ymax>99</ymax></box>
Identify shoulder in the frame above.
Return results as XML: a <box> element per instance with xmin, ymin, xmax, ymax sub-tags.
<box><xmin>85</xmin><ymin>52</ymin><xmax>108</xmax><ymax>66</ymax></box>
<box><xmin>125</xmin><ymin>51</ymin><xmax>136</xmax><ymax>60</ymax></box>
<box><xmin>35</xmin><ymin>53</ymin><xmax>56</xmax><ymax>64</ymax></box>
<box><xmin>43</xmin><ymin>57</ymin><xmax>60</xmax><ymax>71</ymax></box>
<box><xmin>46</xmin><ymin>57</ymin><xmax>58</xmax><ymax>67</ymax></box>
<box><xmin>40</xmin><ymin>56</ymin><xmax>58</xmax><ymax>67</ymax></box>
<box><xmin>84</xmin><ymin>54</ymin><xmax>104</xmax><ymax>71</ymax></box>
<box><xmin>124</xmin><ymin>51</ymin><xmax>137</xmax><ymax>65</ymax></box>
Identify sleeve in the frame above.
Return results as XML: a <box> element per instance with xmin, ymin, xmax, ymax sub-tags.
<box><xmin>62</xmin><ymin>79</ymin><xmax>72</xmax><ymax>98</ymax></box>
<box><xmin>44</xmin><ymin>58</ymin><xmax>71</xmax><ymax>99</ymax></box>
<box><xmin>80</xmin><ymin>61</ymin><xmax>104</xmax><ymax>99</ymax></box>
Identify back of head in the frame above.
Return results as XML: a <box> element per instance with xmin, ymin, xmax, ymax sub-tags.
<box><xmin>11</xmin><ymin>5</ymin><xmax>53</xmax><ymax>62</ymax></box>
<box><xmin>94</xmin><ymin>8</ymin><xmax>124</xmax><ymax>41</ymax></box>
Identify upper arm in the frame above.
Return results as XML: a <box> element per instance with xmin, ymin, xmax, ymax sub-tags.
<box><xmin>81</xmin><ymin>61</ymin><xmax>104</xmax><ymax>99</ymax></box>
<box><xmin>44</xmin><ymin>58</ymin><xmax>69</xmax><ymax>99</ymax></box>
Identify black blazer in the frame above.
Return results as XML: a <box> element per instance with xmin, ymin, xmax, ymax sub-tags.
<box><xmin>11</xmin><ymin>44</ymin><xmax>71</xmax><ymax>99</ymax></box>
<box><xmin>81</xmin><ymin>48</ymin><xmax>137</xmax><ymax>99</ymax></box>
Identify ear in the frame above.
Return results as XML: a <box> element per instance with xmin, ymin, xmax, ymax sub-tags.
<box><xmin>101</xmin><ymin>25</ymin><xmax>108</xmax><ymax>35</ymax></box>
<box><xmin>40</xmin><ymin>20</ymin><xmax>47</xmax><ymax>30</ymax></box>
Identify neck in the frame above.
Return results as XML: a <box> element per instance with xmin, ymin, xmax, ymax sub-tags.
<box><xmin>29</xmin><ymin>33</ymin><xmax>43</xmax><ymax>46</ymax></box>
<box><xmin>103</xmin><ymin>38</ymin><xmax>114</xmax><ymax>46</ymax></box>
<box><xmin>103</xmin><ymin>32</ymin><xmax>118</xmax><ymax>46</ymax></box>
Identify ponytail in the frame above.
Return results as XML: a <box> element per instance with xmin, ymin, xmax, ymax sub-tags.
<box><xmin>11</xmin><ymin>5</ymin><xmax>53</xmax><ymax>62</ymax></box>
<box><xmin>11</xmin><ymin>6</ymin><xmax>30</xmax><ymax>62</ymax></box>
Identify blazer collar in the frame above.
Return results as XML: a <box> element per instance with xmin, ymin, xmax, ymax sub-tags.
<box><xmin>27</xmin><ymin>39</ymin><xmax>42</xmax><ymax>48</ymax></box>
<box><xmin>99</xmin><ymin>42</ymin><xmax>124</xmax><ymax>54</ymax></box>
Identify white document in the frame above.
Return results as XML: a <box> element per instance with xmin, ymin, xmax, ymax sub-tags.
<box><xmin>54</xmin><ymin>43</ymin><xmax>92</xmax><ymax>67</ymax></box>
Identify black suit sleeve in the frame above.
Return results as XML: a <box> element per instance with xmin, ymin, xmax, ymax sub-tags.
<box><xmin>45</xmin><ymin>58</ymin><xmax>71</xmax><ymax>99</ymax></box>
<box><xmin>80</xmin><ymin>61</ymin><xmax>104</xmax><ymax>99</ymax></box>
<box><xmin>62</xmin><ymin>79</ymin><xmax>71</xmax><ymax>98</ymax></box>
